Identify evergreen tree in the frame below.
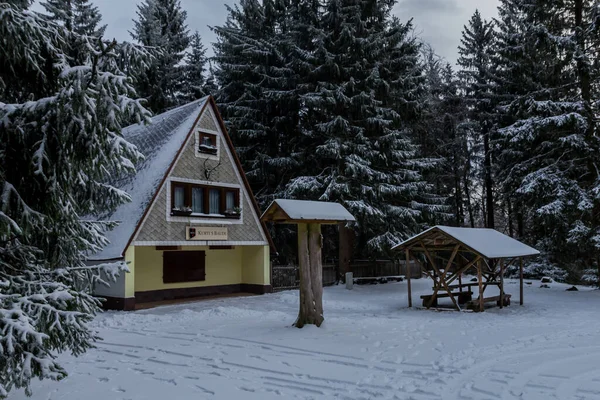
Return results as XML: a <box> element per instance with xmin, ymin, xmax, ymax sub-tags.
<box><xmin>493</xmin><ymin>0</ymin><xmax>600</xmax><ymax>277</ymax></box>
<box><xmin>42</xmin><ymin>0</ymin><xmax>106</xmax><ymax>37</ymax></box>
<box><xmin>181</xmin><ymin>31</ymin><xmax>208</xmax><ymax>100</ymax></box>
<box><xmin>420</xmin><ymin>49</ymin><xmax>470</xmax><ymax>227</ymax></box>
<box><xmin>287</xmin><ymin>0</ymin><xmax>448</xmax><ymax>256</ymax></box>
<box><xmin>457</xmin><ymin>10</ymin><xmax>497</xmax><ymax>228</ymax></box>
<box><xmin>131</xmin><ymin>0</ymin><xmax>190</xmax><ymax>113</ymax></box>
<box><xmin>0</xmin><ymin>2</ymin><xmax>151</xmax><ymax>397</ymax></box>
<box><xmin>213</xmin><ymin>0</ymin><xmax>306</xmax><ymax>261</ymax></box>
<box><xmin>203</xmin><ymin>60</ymin><xmax>219</xmax><ymax>94</ymax></box>
<box><xmin>213</xmin><ymin>0</ymin><xmax>303</xmax><ymax>203</ymax></box>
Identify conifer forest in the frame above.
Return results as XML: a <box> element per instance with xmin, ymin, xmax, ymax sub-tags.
<box><xmin>1</xmin><ymin>0</ymin><xmax>600</xmax><ymax>397</ymax></box>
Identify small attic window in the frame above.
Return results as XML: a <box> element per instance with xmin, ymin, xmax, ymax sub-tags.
<box><xmin>198</xmin><ymin>132</ymin><xmax>217</xmax><ymax>155</ymax></box>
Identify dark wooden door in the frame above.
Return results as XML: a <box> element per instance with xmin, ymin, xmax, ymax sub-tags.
<box><xmin>163</xmin><ymin>251</ymin><xmax>206</xmax><ymax>283</ymax></box>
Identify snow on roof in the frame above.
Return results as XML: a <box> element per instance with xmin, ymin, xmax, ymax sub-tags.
<box><xmin>393</xmin><ymin>225</ymin><xmax>540</xmax><ymax>259</ymax></box>
<box><xmin>261</xmin><ymin>199</ymin><xmax>355</xmax><ymax>223</ymax></box>
<box><xmin>90</xmin><ymin>98</ymin><xmax>208</xmax><ymax>260</ymax></box>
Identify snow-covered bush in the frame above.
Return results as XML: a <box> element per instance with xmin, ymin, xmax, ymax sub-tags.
<box><xmin>506</xmin><ymin>260</ymin><xmax>568</xmax><ymax>282</ymax></box>
<box><xmin>581</xmin><ymin>269</ymin><xmax>599</xmax><ymax>285</ymax></box>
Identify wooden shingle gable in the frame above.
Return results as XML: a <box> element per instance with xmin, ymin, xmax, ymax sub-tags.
<box><xmin>124</xmin><ymin>97</ymin><xmax>275</xmax><ymax>254</ymax></box>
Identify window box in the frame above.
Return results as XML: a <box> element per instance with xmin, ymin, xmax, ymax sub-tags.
<box><xmin>171</xmin><ymin>207</ymin><xmax>193</xmax><ymax>217</ymax></box>
<box><xmin>198</xmin><ymin>144</ymin><xmax>218</xmax><ymax>155</ymax></box>
<box><xmin>224</xmin><ymin>207</ymin><xmax>242</xmax><ymax>219</ymax></box>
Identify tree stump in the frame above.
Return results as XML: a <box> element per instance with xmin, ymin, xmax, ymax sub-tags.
<box><xmin>295</xmin><ymin>223</ymin><xmax>324</xmax><ymax>328</ymax></box>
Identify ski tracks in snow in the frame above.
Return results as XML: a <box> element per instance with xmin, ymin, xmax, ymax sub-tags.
<box><xmin>12</xmin><ymin>282</ymin><xmax>600</xmax><ymax>400</ymax></box>
<box><xmin>438</xmin><ymin>327</ymin><xmax>600</xmax><ymax>400</ymax></box>
<box><xmin>93</xmin><ymin>326</ymin><xmax>446</xmax><ymax>399</ymax></box>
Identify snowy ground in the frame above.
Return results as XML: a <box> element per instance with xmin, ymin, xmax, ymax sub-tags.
<box><xmin>13</xmin><ymin>278</ymin><xmax>600</xmax><ymax>400</ymax></box>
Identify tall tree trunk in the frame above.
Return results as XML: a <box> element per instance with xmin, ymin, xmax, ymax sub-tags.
<box><xmin>517</xmin><ymin>204</ymin><xmax>524</xmax><ymax>239</ymax></box>
<box><xmin>453</xmin><ymin>154</ymin><xmax>463</xmax><ymax>226</ymax></box>
<box><xmin>574</xmin><ymin>0</ymin><xmax>592</xmax><ymax>126</ymax></box>
<box><xmin>597</xmin><ymin>256</ymin><xmax>600</xmax><ymax>289</ymax></box>
<box><xmin>295</xmin><ymin>223</ymin><xmax>324</xmax><ymax>328</ymax></box>
<box><xmin>463</xmin><ymin>163</ymin><xmax>475</xmax><ymax>228</ymax></box>
<box><xmin>483</xmin><ymin>129</ymin><xmax>494</xmax><ymax>228</ymax></box>
<box><xmin>507</xmin><ymin>196</ymin><xmax>514</xmax><ymax>237</ymax></box>
<box><xmin>482</xmin><ymin>188</ymin><xmax>487</xmax><ymax>227</ymax></box>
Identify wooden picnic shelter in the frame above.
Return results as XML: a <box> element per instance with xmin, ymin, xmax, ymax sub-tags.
<box><xmin>392</xmin><ymin>226</ymin><xmax>540</xmax><ymax>312</ymax></box>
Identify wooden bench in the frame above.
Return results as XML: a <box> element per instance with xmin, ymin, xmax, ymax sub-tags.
<box><xmin>442</xmin><ymin>282</ymin><xmax>501</xmax><ymax>291</ymax></box>
<box><xmin>420</xmin><ymin>291</ymin><xmax>473</xmax><ymax>307</ymax></box>
<box><xmin>466</xmin><ymin>294</ymin><xmax>511</xmax><ymax>311</ymax></box>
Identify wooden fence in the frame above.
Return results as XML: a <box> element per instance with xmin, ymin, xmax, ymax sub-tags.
<box><xmin>271</xmin><ymin>259</ymin><xmax>421</xmax><ymax>291</ymax></box>
<box><xmin>272</xmin><ymin>264</ymin><xmax>337</xmax><ymax>291</ymax></box>
<box><xmin>347</xmin><ymin>259</ymin><xmax>420</xmax><ymax>279</ymax></box>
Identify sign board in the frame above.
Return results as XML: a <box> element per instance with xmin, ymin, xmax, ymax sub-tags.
<box><xmin>186</xmin><ymin>226</ymin><xmax>228</xmax><ymax>241</ymax></box>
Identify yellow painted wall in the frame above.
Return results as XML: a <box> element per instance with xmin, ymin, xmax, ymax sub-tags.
<box><xmin>242</xmin><ymin>245</ymin><xmax>270</xmax><ymax>285</ymax></box>
<box><xmin>134</xmin><ymin>245</ymin><xmax>243</xmax><ymax>292</ymax></box>
<box><xmin>124</xmin><ymin>246</ymin><xmax>136</xmax><ymax>298</ymax></box>
<box><xmin>133</xmin><ymin>245</ymin><xmax>270</xmax><ymax>293</ymax></box>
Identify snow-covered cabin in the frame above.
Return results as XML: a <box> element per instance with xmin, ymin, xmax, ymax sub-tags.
<box><xmin>89</xmin><ymin>97</ymin><xmax>273</xmax><ymax>310</ymax></box>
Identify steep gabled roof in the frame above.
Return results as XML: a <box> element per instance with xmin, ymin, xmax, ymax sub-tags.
<box><xmin>90</xmin><ymin>98</ymin><xmax>209</xmax><ymax>260</ymax></box>
<box><xmin>392</xmin><ymin>226</ymin><xmax>540</xmax><ymax>259</ymax></box>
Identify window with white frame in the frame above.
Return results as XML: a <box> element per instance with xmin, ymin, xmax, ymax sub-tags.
<box><xmin>170</xmin><ymin>181</ymin><xmax>241</xmax><ymax>218</ymax></box>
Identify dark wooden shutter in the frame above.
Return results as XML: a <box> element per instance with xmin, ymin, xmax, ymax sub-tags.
<box><xmin>163</xmin><ymin>251</ymin><xmax>206</xmax><ymax>283</ymax></box>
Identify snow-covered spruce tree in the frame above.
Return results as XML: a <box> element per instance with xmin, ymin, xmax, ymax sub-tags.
<box><xmin>42</xmin><ymin>0</ymin><xmax>106</xmax><ymax>37</ymax></box>
<box><xmin>457</xmin><ymin>10</ymin><xmax>497</xmax><ymax>229</ymax></box>
<box><xmin>180</xmin><ymin>30</ymin><xmax>209</xmax><ymax>101</ymax></box>
<box><xmin>493</xmin><ymin>0</ymin><xmax>600</xmax><ymax>277</ymax></box>
<box><xmin>287</xmin><ymin>0</ymin><xmax>449</xmax><ymax>257</ymax></box>
<box><xmin>213</xmin><ymin>0</ymin><xmax>310</xmax><ymax>261</ymax></box>
<box><xmin>419</xmin><ymin>49</ymin><xmax>471</xmax><ymax>227</ymax></box>
<box><xmin>0</xmin><ymin>3</ymin><xmax>151</xmax><ymax>397</ymax></box>
<box><xmin>203</xmin><ymin>61</ymin><xmax>219</xmax><ymax>95</ymax></box>
<box><xmin>213</xmin><ymin>0</ymin><xmax>305</xmax><ymax>208</ymax></box>
<box><xmin>131</xmin><ymin>0</ymin><xmax>190</xmax><ymax>113</ymax></box>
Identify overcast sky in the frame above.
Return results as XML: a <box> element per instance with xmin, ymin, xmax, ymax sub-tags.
<box><xmin>32</xmin><ymin>0</ymin><xmax>499</xmax><ymax>65</ymax></box>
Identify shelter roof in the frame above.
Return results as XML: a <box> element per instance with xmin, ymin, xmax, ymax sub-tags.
<box><xmin>261</xmin><ymin>199</ymin><xmax>355</xmax><ymax>224</ymax></box>
<box><xmin>392</xmin><ymin>226</ymin><xmax>540</xmax><ymax>259</ymax></box>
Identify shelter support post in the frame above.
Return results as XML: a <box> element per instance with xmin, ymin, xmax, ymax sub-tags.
<box><xmin>499</xmin><ymin>259</ymin><xmax>505</xmax><ymax>309</ymax></box>
<box><xmin>520</xmin><ymin>256</ymin><xmax>524</xmax><ymax>306</ymax></box>
<box><xmin>406</xmin><ymin>249</ymin><xmax>412</xmax><ymax>308</ymax></box>
<box><xmin>295</xmin><ymin>223</ymin><xmax>324</xmax><ymax>328</ymax></box>
<box><xmin>478</xmin><ymin>259</ymin><xmax>484</xmax><ymax>312</ymax></box>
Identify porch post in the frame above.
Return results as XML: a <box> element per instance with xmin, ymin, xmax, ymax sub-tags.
<box><xmin>520</xmin><ymin>256</ymin><xmax>524</xmax><ymax>306</ymax></box>
<box><xmin>406</xmin><ymin>249</ymin><xmax>412</xmax><ymax>308</ymax></box>
<box><xmin>499</xmin><ymin>259</ymin><xmax>505</xmax><ymax>309</ymax></box>
<box><xmin>477</xmin><ymin>259</ymin><xmax>484</xmax><ymax>312</ymax></box>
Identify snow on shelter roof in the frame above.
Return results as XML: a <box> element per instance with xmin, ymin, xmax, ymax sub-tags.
<box><xmin>90</xmin><ymin>98</ymin><xmax>208</xmax><ymax>260</ymax></box>
<box><xmin>392</xmin><ymin>226</ymin><xmax>540</xmax><ymax>259</ymax></box>
<box><xmin>261</xmin><ymin>199</ymin><xmax>355</xmax><ymax>224</ymax></box>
